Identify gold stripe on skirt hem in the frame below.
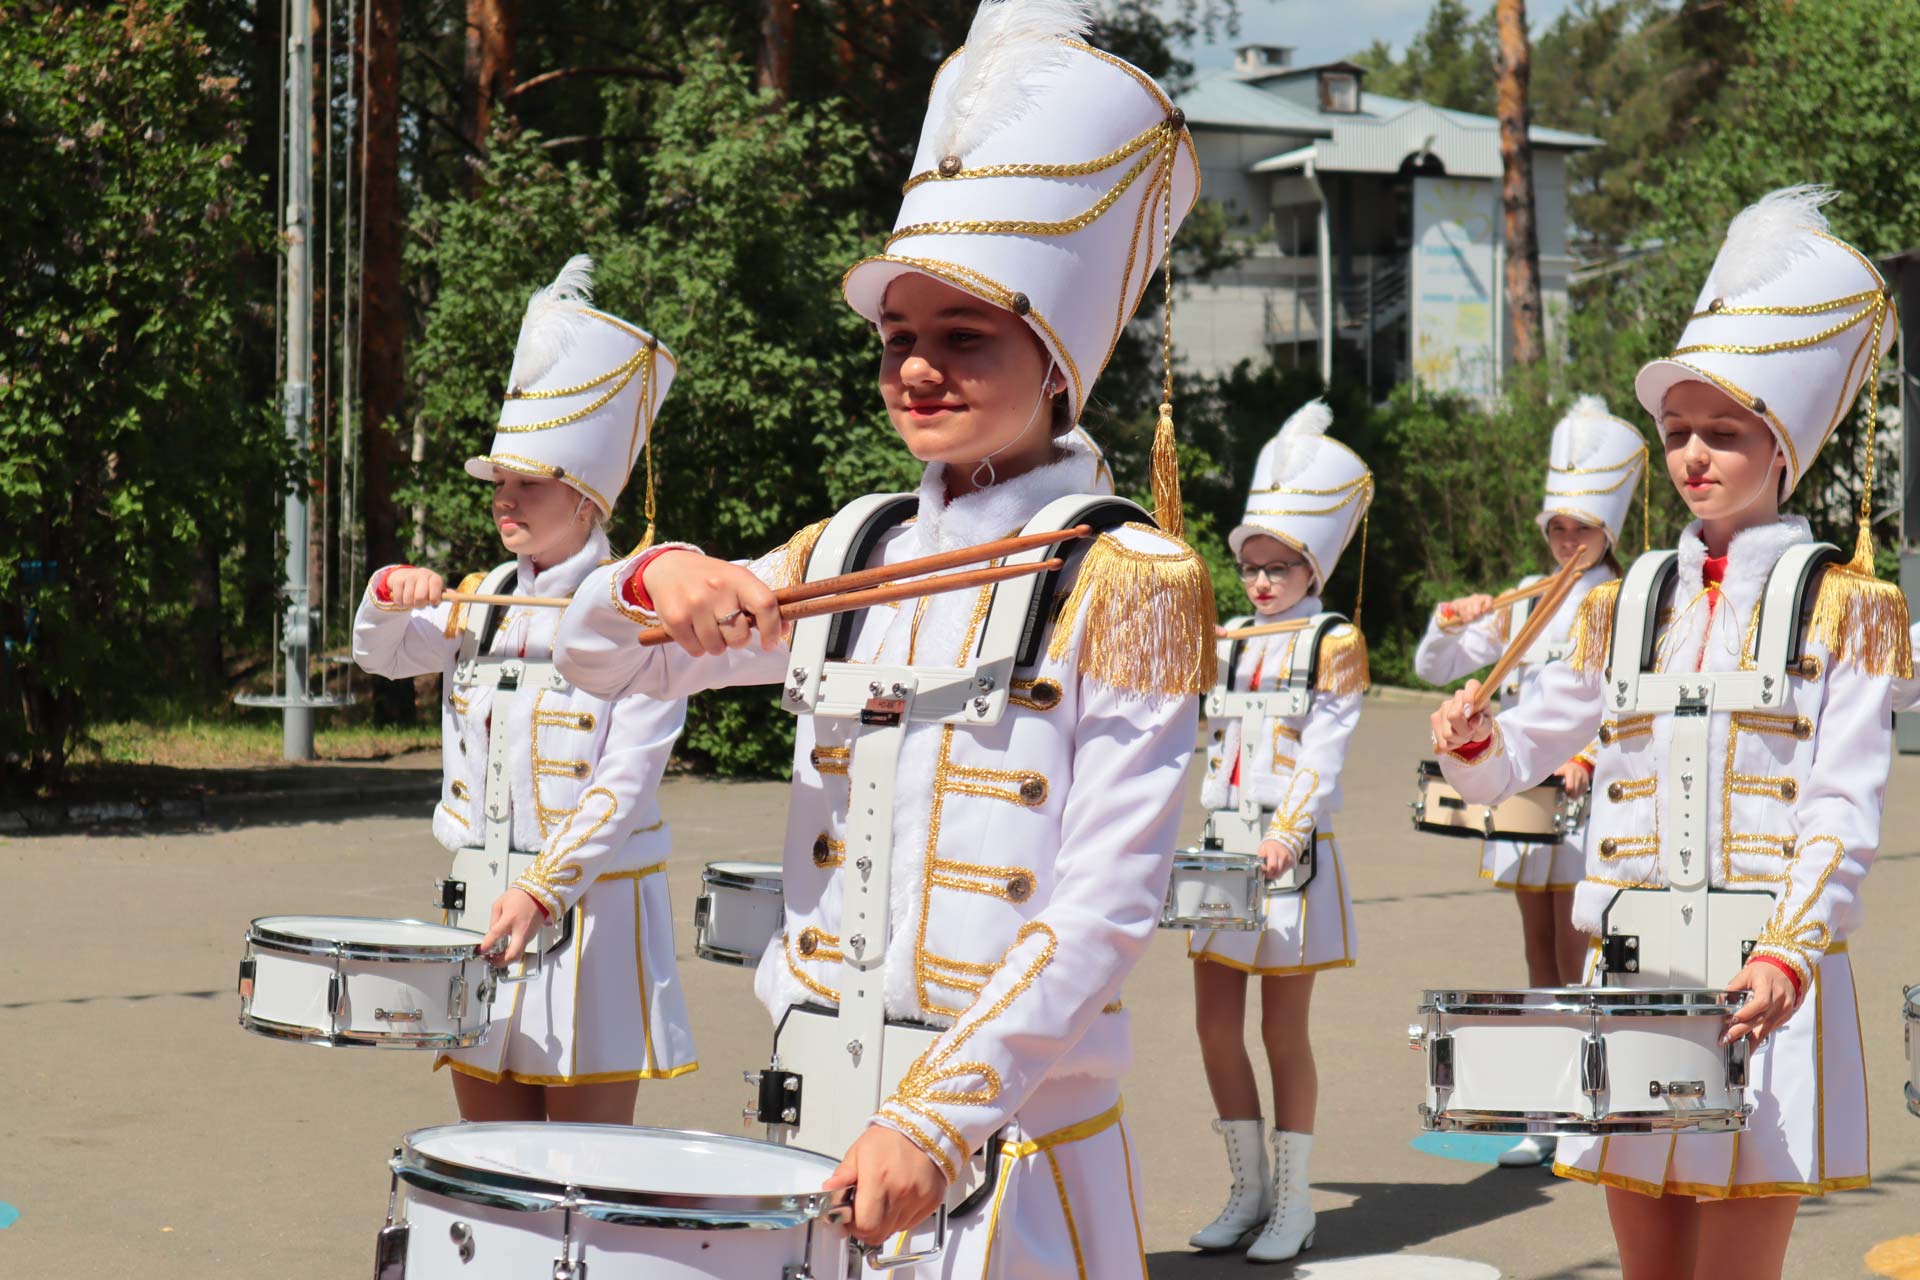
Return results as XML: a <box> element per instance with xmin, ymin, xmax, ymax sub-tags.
<box><xmin>435</xmin><ymin>1057</ymin><xmax>699</xmax><ymax>1087</ymax></box>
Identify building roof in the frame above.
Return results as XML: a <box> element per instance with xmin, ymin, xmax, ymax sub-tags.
<box><xmin>1179</xmin><ymin>68</ymin><xmax>1601</xmax><ymax>179</ymax></box>
<box><xmin>1178</xmin><ymin>72</ymin><xmax>1332</xmax><ymax>137</ymax></box>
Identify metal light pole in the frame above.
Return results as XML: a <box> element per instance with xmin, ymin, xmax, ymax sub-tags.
<box><xmin>281</xmin><ymin>0</ymin><xmax>316</xmax><ymax>760</ymax></box>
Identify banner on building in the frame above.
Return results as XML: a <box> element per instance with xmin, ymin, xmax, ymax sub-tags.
<box><xmin>1411</xmin><ymin>176</ymin><xmax>1499</xmax><ymax>399</ymax></box>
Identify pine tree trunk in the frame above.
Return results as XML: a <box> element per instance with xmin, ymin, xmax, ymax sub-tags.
<box><xmin>359</xmin><ymin>0</ymin><xmax>415</xmax><ymax>724</ymax></box>
<box><xmin>758</xmin><ymin>0</ymin><xmax>794</xmax><ymax>97</ymax></box>
<box><xmin>1495</xmin><ymin>0</ymin><xmax>1544</xmax><ymax>368</ymax></box>
<box><xmin>465</xmin><ymin>0</ymin><xmax>517</xmax><ymax>154</ymax></box>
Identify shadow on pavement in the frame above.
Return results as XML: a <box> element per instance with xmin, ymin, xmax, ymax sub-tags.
<box><xmin>1147</xmin><ymin>1165</ymin><xmax>1560</xmax><ymax>1276</ymax></box>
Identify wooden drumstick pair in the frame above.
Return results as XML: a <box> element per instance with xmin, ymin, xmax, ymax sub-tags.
<box><xmin>445</xmin><ymin>525</ymin><xmax>1094</xmax><ymax>646</ymax></box>
<box><xmin>1465</xmin><ymin>547</ymin><xmax>1598</xmax><ymax>716</ymax></box>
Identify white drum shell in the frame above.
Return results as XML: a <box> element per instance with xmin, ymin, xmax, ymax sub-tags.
<box><xmin>695</xmin><ymin>862</ymin><xmax>785</xmax><ymax>966</ymax></box>
<box><xmin>1414</xmin><ymin>989</ymin><xmax>1750</xmax><ymax>1136</ymax></box>
<box><xmin>241</xmin><ymin>917</ymin><xmax>494</xmax><ymax>1049</ymax></box>
<box><xmin>1161</xmin><ymin>851</ymin><xmax>1264</xmax><ymax>931</ymax></box>
<box><xmin>386</xmin><ymin>1125</ymin><xmax>849</xmax><ymax>1280</ymax></box>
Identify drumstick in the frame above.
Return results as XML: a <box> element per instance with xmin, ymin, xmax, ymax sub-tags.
<box><xmin>439</xmin><ymin>525</ymin><xmax>1093</xmax><ymax>614</ymax></box>
<box><xmin>1466</xmin><ymin>549</ymin><xmax>1597</xmax><ymax>716</ymax></box>
<box><xmin>635</xmin><ymin>558</ymin><xmax>1064</xmax><ymax>647</ymax></box>
<box><xmin>1437</xmin><ymin>575</ymin><xmax>1559</xmax><ymax>631</ymax></box>
<box><xmin>1216</xmin><ymin>618</ymin><xmax>1313</xmax><ymax>641</ymax></box>
<box><xmin>778</xmin><ymin>524</ymin><xmax>1092</xmax><ymax>606</ymax></box>
<box><xmin>444</xmin><ymin>591</ymin><xmax>573</xmax><ymax>608</ymax></box>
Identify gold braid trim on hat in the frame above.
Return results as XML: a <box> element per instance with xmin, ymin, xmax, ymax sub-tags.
<box><xmin>1312</xmin><ymin>625</ymin><xmax>1370</xmax><ymax>696</ymax></box>
<box><xmin>1046</xmin><ymin>524</ymin><xmax>1216</xmax><ymax>697</ymax></box>
<box><xmin>1567</xmin><ymin>579</ymin><xmax>1621</xmax><ymax>675</ymax></box>
<box><xmin>901</xmin><ymin>118</ymin><xmax>1175</xmax><ymax>193</ymax></box>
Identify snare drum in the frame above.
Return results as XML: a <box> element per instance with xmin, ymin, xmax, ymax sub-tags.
<box><xmin>374</xmin><ymin>1124</ymin><xmax>854</xmax><ymax>1280</ymax></box>
<box><xmin>694</xmin><ymin>861</ymin><xmax>784</xmax><ymax>966</ymax></box>
<box><xmin>239</xmin><ymin>916</ymin><xmax>496</xmax><ymax>1050</ymax></box>
<box><xmin>1904</xmin><ymin>985</ymin><xmax>1920</xmax><ymax>1118</ymax></box>
<box><xmin>1410</xmin><ymin>760</ymin><xmax>1584</xmax><ymax>843</ymax></box>
<box><xmin>1161</xmin><ymin>849</ymin><xmax>1265</xmax><ymax>931</ymax></box>
<box><xmin>1409</xmin><ymin>987</ymin><xmax>1752</xmax><ymax>1136</ymax></box>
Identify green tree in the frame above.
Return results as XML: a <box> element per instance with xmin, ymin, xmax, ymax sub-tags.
<box><xmin>405</xmin><ymin>49</ymin><xmax>892</xmax><ymax>774</ymax></box>
<box><xmin>0</xmin><ymin>1</ymin><xmax>273</xmax><ymax>787</ymax></box>
<box><xmin>1351</xmin><ymin>0</ymin><xmax>1498</xmax><ymax>114</ymax></box>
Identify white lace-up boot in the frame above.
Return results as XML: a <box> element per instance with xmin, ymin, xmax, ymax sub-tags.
<box><xmin>1188</xmin><ymin>1118</ymin><xmax>1272</xmax><ymax>1251</ymax></box>
<box><xmin>1498</xmin><ymin>1133</ymin><xmax>1557</xmax><ymax>1167</ymax></box>
<box><xmin>1246</xmin><ymin>1129</ymin><xmax>1315</xmax><ymax>1263</ymax></box>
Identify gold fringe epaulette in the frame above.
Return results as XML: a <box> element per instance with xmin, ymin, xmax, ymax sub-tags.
<box><xmin>1492</xmin><ymin>605</ymin><xmax>1512</xmax><ymax>645</ymax></box>
<box><xmin>1809</xmin><ymin>566</ymin><xmax>1914</xmax><ymax>678</ymax></box>
<box><xmin>443</xmin><ymin>572</ymin><xmax>487</xmax><ymax>637</ymax></box>
<box><xmin>1567</xmin><ymin>579</ymin><xmax>1620</xmax><ymax>675</ymax></box>
<box><xmin>1313</xmin><ymin>625</ymin><xmax>1370</xmax><ymax>695</ymax></box>
<box><xmin>777</xmin><ymin>517</ymin><xmax>832</xmax><ymax>591</ymax></box>
<box><xmin>1047</xmin><ymin>523</ymin><xmax>1216</xmax><ymax>697</ymax></box>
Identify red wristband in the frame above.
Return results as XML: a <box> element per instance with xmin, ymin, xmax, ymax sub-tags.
<box><xmin>1452</xmin><ymin>736</ymin><xmax>1492</xmax><ymax>762</ymax></box>
<box><xmin>622</xmin><ymin>547</ymin><xmax>690</xmax><ymax>612</ymax></box>
<box><xmin>1750</xmin><ymin>954</ymin><xmax>1803</xmax><ymax>1000</ymax></box>
<box><xmin>372</xmin><ymin>565</ymin><xmax>415</xmax><ymax>603</ymax></box>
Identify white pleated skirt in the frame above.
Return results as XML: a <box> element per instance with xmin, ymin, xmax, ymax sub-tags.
<box><xmin>1479</xmin><ymin>829</ymin><xmax>1585</xmax><ymax>892</ymax></box>
<box><xmin>437</xmin><ymin>860</ymin><xmax>698</xmax><ymax>1086</ymax></box>
<box><xmin>867</xmin><ymin>1079</ymin><xmax>1146</xmax><ymax>1279</ymax></box>
<box><xmin>1555</xmin><ymin>946</ymin><xmax>1867</xmax><ymax>1199</ymax></box>
<box><xmin>1187</xmin><ymin>832</ymin><xmax>1356</xmax><ymax>975</ymax></box>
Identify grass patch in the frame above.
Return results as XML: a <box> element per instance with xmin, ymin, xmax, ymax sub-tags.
<box><xmin>75</xmin><ymin>717</ymin><xmax>440</xmax><ymax>769</ymax></box>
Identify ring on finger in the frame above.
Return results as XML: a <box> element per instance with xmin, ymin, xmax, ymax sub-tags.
<box><xmin>715</xmin><ymin>608</ymin><xmax>746</xmax><ymax>627</ymax></box>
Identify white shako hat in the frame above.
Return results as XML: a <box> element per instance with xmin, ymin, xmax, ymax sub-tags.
<box><xmin>1230</xmin><ymin>399</ymin><xmax>1373</xmax><ymax>594</ymax></box>
<box><xmin>1634</xmin><ymin>186</ymin><xmax>1896</xmax><ymax>500</ymax></box>
<box><xmin>1536</xmin><ymin>395</ymin><xmax>1647</xmax><ymax>547</ymax></box>
<box><xmin>841</xmin><ymin>0</ymin><xmax>1200</xmax><ymax>522</ymax></box>
<box><xmin>466</xmin><ymin>255</ymin><xmax>677</xmax><ymax>526</ymax></box>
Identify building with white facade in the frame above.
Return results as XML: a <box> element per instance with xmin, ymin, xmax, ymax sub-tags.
<box><xmin>1173</xmin><ymin>44</ymin><xmax>1602</xmax><ymax>398</ymax></box>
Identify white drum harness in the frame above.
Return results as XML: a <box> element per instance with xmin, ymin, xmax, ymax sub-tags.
<box><xmin>1596</xmin><ymin>542</ymin><xmax>1843</xmax><ymax>989</ymax></box>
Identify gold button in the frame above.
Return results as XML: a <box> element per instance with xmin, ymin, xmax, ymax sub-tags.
<box><xmin>797</xmin><ymin>928</ymin><xmax>820</xmax><ymax>957</ymax></box>
<box><xmin>812</xmin><ymin>835</ymin><xmax>832</xmax><ymax>866</ymax></box>
<box><xmin>1027</xmin><ymin>679</ymin><xmax>1061</xmax><ymax>709</ymax></box>
<box><xmin>1793</xmin><ymin>717</ymin><xmax>1812</xmax><ymax>740</ymax></box>
<box><xmin>1600</xmin><ymin>838</ymin><xmax>1617</xmax><ymax>856</ymax></box>
<box><xmin>1780</xmin><ymin>780</ymin><xmax>1798</xmax><ymax>801</ymax></box>
<box><xmin>1212</xmin><ymin>729</ymin><xmax>1224</xmax><ymax>743</ymax></box>
<box><xmin>1708</xmin><ymin>297</ymin><xmax>1726</xmax><ymax>312</ymax></box>
<box><xmin>1019</xmin><ymin>776</ymin><xmax>1048</xmax><ymax>805</ymax></box>
<box><xmin>1597</xmin><ymin>725</ymin><xmax>1615</xmax><ymax>745</ymax></box>
<box><xmin>1209</xmin><ymin>756</ymin><xmax>1221</xmax><ymax>769</ymax></box>
<box><xmin>1796</xmin><ymin>655</ymin><xmax>1822</xmax><ymax>679</ymax></box>
<box><xmin>1783</xmin><ymin>838</ymin><xmax>1795</xmax><ymax>857</ymax></box>
<box><xmin>572</xmin><ymin>761</ymin><xmax>590</xmax><ymax>777</ymax></box>
<box><xmin>1010</xmin><ymin>292</ymin><xmax>1031</xmax><ymax>316</ymax></box>
<box><xmin>1007</xmin><ymin>873</ymin><xmax>1033</xmax><ymax>903</ymax></box>
<box><xmin>1606</xmin><ymin>782</ymin><xmax>1624</xmax><ymax>802</ymax></box>
<box><xmin>938</xmin><ymin>154</ymin><xmax>962</xmax><ymax>177</ymax></box>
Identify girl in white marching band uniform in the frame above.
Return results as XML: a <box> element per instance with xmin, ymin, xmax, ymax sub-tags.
<box><xmin>1186</xmin><ymin>400</ymin><xmax>1371</xmax><ymax>1262</ymax></box>
<box><xmin>1431</xmin><ymin>188</ymin><xmax>1908</xmax><ymax>1279</ymax></box>
<box><xmin>1413</xmin><ymin>398</ymin><xmax>1643</xmax><ymax>1169</ymax></box>
<box><xmin>556</xmin><ymin>4</ymin><xmax>1216</xmax><ymax>1273</ymax></box>
<box><xmin>354</xmin><ymin>258</ymin><xmax>696</xmax><ymax>1122</ymax></box>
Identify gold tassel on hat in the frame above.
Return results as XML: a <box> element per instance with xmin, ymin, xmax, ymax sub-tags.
<box><xmin>624</xmin><ymin>348</ymin><xmax>660</xmax><ymax>558</ymax></box>
<box><xmin>1047</xmin><ymin>528</ymin><xmax>1216</xmax><ymax>696</ymax></box>
<box><xmin>1149</xmin><ymin>159</ymin><xmax>1185</xmax><ymax>541</ymax></box>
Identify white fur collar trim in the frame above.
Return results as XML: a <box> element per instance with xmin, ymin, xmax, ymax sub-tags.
<box><xmin>911</xmin><ymin>434</ymin><xmax>1105</xmax><ymax>553</ymax></box>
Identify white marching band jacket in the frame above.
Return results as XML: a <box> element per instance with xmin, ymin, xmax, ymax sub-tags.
<box><xmin>1438</xmin><ymin>517</ymin><xmax>1912</xmax><ymax>991</ymax></box>
<box><xmin>555</xmin><ymin>439</ymin><xmax>1214</xmax><ymax>1183</ymax></box>
<box><xmin>352</xmin><ymin>529</ymin><xmax>686</xmax><ymax>919</ymax></box>
<box><xmin>1199</xmin><ymin>602</ymin><xmax>1367</xmax><ymax>853</ymax></box>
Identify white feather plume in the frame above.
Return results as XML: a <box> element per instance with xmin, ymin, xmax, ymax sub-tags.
<box><xmin>932</xmin><ymin>0</ymin><xmax>1095</xmax><ymax>162</ymax></box>
<box><xmin>1712</xmin><ymin>185</ymin><xmax>1837</xmax><ymax>299</ymax></box>
<box><xmin>1270</xmin><ymin>397</ymin><xmax>1334</xmax><ymax>485</ymax></box>
<box><xmin>1553</xmin><ymin>394</ymin><xmax>1615</xmax><ymax>467</ymax></box>
<box><xmin>508</xmin><ymin>254</ymin><xmax>596</xmax><ymax>391</ymax></box>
